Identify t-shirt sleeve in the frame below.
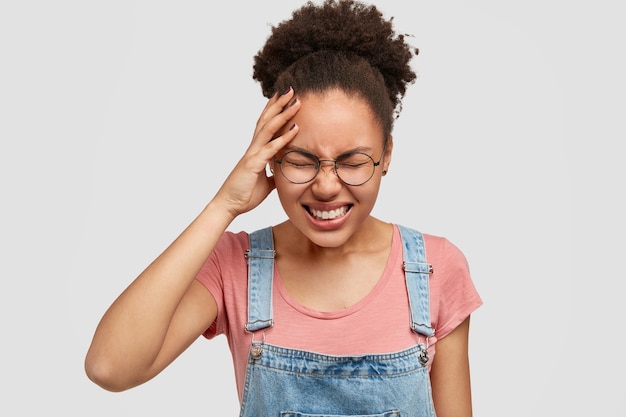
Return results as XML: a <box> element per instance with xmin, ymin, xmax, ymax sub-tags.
<box><xmin>195</xmin><ymin>230</ymin><xmax>249</xmax><ymax>339</ymax></box>
<box><xmin>428</xmin><ymin>236</ymin><xmax>483</xmax><ymax>341</ymax></box>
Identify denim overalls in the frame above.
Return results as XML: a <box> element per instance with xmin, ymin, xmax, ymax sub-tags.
<box><xmin>241</xmin><ymin>225</ymin><xmax>436</xmax><ymax>417</ymax></box>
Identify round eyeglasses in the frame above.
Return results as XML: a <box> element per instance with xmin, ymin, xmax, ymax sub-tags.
<box><xmin>274</xmin><ymin>149</ymin><xmax>383</xmax><ymax>186</ymax></box>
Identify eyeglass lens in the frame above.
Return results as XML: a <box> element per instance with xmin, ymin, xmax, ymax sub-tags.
<box><xmin>278</xmin><ymin>150</ymin><xmax>376</xmax><ymax>185</ymax></box>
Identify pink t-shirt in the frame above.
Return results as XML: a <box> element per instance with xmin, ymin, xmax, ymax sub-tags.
<box><xmin>196</xmin><ymin>224</ymin><xmax>482</xmax><ymax>402</ymax></box>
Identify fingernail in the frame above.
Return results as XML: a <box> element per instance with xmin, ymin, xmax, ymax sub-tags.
<box><xmin>288</xmin><ymin>97</ymin><xmax>298</xmax><ymax>107</ymax></box>
<box><xmin>289</xmin><ymin>123</ymin><xmax>297</xmax><ymax>131</ymax></box>
<box><xmin>281</xmin><ymin>86</ymin><xmax>292</xmax><ymax>96</ymax></box>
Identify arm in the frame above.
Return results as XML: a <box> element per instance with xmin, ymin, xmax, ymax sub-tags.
<box><xmin>84</xmin><ymin>89</ymin><xmax>301</xmax><ymax>392</ymax></box>
<box><xmin>84</xmin><ymin>204</ymin><xmax>230</xmax><ymax>392</ymax></box>
<box><xmin>430</xmin><ymin>316</ymin><xmax>474</xmax><ymax>417</ymax></box>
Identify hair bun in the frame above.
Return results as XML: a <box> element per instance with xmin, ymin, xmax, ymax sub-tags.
<box><xmin>253</xmin><ymin>0</ymin><xmax>418</xmax><ymax>110</ymax></box>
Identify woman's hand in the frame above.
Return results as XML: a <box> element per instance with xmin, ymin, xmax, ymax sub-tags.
<box><xmin>213</xmin><ymin>87</ymin><xmax>301</xmax><ymax>217</ymax></box>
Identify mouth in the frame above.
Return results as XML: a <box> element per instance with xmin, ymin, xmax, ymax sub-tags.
<box><xmin>305</xmin><ymin>205</ymin><xmax>351</xmax><ymax>220</ymax></box>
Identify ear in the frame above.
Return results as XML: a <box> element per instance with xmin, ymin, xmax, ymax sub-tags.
<box><xmin>382</xmin><ymin>136</ymin><xmax>393</xmax><ymax>175</ymax></box>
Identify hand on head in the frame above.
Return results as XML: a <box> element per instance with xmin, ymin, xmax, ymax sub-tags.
<box><xmin>213</xmin><ymin>87</ymin><xmax>301</xmax><ymax>218</ymax></box>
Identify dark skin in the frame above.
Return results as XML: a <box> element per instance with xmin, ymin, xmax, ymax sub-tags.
<box><xmin>85</xmin><ymin>87</ymin><xmax>474</xmax><ymax>417</ymax></box>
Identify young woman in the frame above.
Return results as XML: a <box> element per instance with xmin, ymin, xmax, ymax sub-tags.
<box><xmin>85</xmin><ymin>1</ymin><xmax>482</xmax><ymax>416</ymax></box>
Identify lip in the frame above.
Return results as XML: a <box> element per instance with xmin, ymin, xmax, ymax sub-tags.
<box><xmin>303</xmin><ymin>204</ymin><xmax>352</xmax><ymax>230</ymax></box>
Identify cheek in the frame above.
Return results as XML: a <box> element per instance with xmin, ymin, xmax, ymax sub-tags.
<box><xmin>354</xmin><ymin>181</ymin><xmax>383</xmax><ymax>204</ymax></box>
<box><xmin>273</xmin><ymin>170</ymin><xmax>289</xmax><ymax>189</ymax></box>
<box><xmin>274</xmin><ymin>180</ymin><xmax>303</xmax><ymax>206</ymax></box>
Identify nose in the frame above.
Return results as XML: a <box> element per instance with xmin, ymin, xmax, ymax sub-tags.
<box><xmin>311</xmin><ymin>160</ymin><xmax>342</xmax><ymax>197</ymax></box>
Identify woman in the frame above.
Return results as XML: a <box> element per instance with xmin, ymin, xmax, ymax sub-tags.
<box><xmin>85</xmin><ymin>1</ymin><xmax>482</xmax><ymax>416</ymax></box>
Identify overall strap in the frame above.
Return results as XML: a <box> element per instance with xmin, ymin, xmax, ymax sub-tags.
<box><xmin>398</xmin><ymin>225</ymin><xmax>435</xmax><ymax>338</ymax></box>
<box><xmin>244</xmin><ymin>227</ymin><xmax>275</xmax><ymax>332</ymax></box>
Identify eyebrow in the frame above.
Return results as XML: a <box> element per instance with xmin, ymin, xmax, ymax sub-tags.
<box><xmin>283</xmin><ymin>145</ymin><xmax>374</xmax><ymax>157</ymax></box>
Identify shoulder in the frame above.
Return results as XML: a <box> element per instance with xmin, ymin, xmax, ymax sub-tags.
<box><xmin>423</xmin><ymin>233</ymin><xmax>469</xmax><ymax>268</ymax></box>
<box><xmin>395</xmin><ymin>225</ymin><xmax>471</xmax><ymax>283</ymax></box>
<box><xmin>410</xmin><ymin>230</ymin><xmax>482</xmax><ymax>337</ymax></box>
<box><xmin>423</xmin><ymin>234</ymin><xmax>472</xmax><ymax>289</ymax></box>
<box><xmin>215</xmin><ymin>230</ymin><xmax>250</xmax><ymax>254</ymax></box>
<box><xmin>395</xmin><ymin>225</ymin><xmax>468</xmax><ymax>265</ymax></box>
<box><xmin>197</xmin><ymin>230</ymin><xmax>250</xmax><ymax>278</ymax></box>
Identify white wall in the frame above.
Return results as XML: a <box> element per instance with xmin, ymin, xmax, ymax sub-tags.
<box><xmin>1</xmin><ymin>1</ymin><xmax>623</xmax><ymax>415</ymax></box>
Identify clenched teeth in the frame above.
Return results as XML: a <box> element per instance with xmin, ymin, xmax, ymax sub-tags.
<box><xmin>309</xmin><ymin>206</ymin><xmax>348</xmax><ymax>220</ymax></box>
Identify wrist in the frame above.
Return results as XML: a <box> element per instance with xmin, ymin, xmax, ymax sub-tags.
<box><xmin>199</xmin><ymin>198</ymin><xmax>238</xmax><ymax>229</ymax></box>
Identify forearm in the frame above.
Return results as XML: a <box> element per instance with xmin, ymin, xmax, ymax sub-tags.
<box><xmin>85</xmin><ymin>199</ymin><xmax>233</xmax><ymax>386</ymax></box>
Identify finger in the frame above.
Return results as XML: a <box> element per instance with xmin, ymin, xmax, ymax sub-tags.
<box><xmin>250</xmin><ymin>94</ymin><xmax>301</xmax><ymax>150</ymax></box>
<box><xmin>264</xmin><ymin>122</ymin><xmax>299</xmax><ymax>155</ymax></box>
<box><xmin>254</xmin><ymin>87</ymin><xmax>296</xmax><ymax>134</ymax></box>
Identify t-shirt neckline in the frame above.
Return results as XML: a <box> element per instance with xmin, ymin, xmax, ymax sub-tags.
<box><xmin>273</xmin><ymin>225</ymin><xmax>401</xmax><ymax>320</ymax></box>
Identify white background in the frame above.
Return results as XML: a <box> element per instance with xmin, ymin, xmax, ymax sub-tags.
<box><xmin>1</xmin><ymin>0</ymin><xmax>624</xmax><ymax>415</ymax></box>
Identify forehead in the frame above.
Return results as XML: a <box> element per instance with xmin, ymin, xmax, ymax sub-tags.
<box><xmin>287</xmin><ymin>90</ymin><xmax>384</xmax><ymax>153</ymax></box>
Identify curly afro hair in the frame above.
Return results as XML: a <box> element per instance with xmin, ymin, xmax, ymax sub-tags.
<box><xmin>253</xmin><ymin>0</ymin><xmax>419</xmax><ymax>138</ymax></box>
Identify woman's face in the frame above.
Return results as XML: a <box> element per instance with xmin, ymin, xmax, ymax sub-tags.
<box><xmin>272</xmin><ymin>90</ymin><xmax>392</xmax><ymax>248</ymax></box>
